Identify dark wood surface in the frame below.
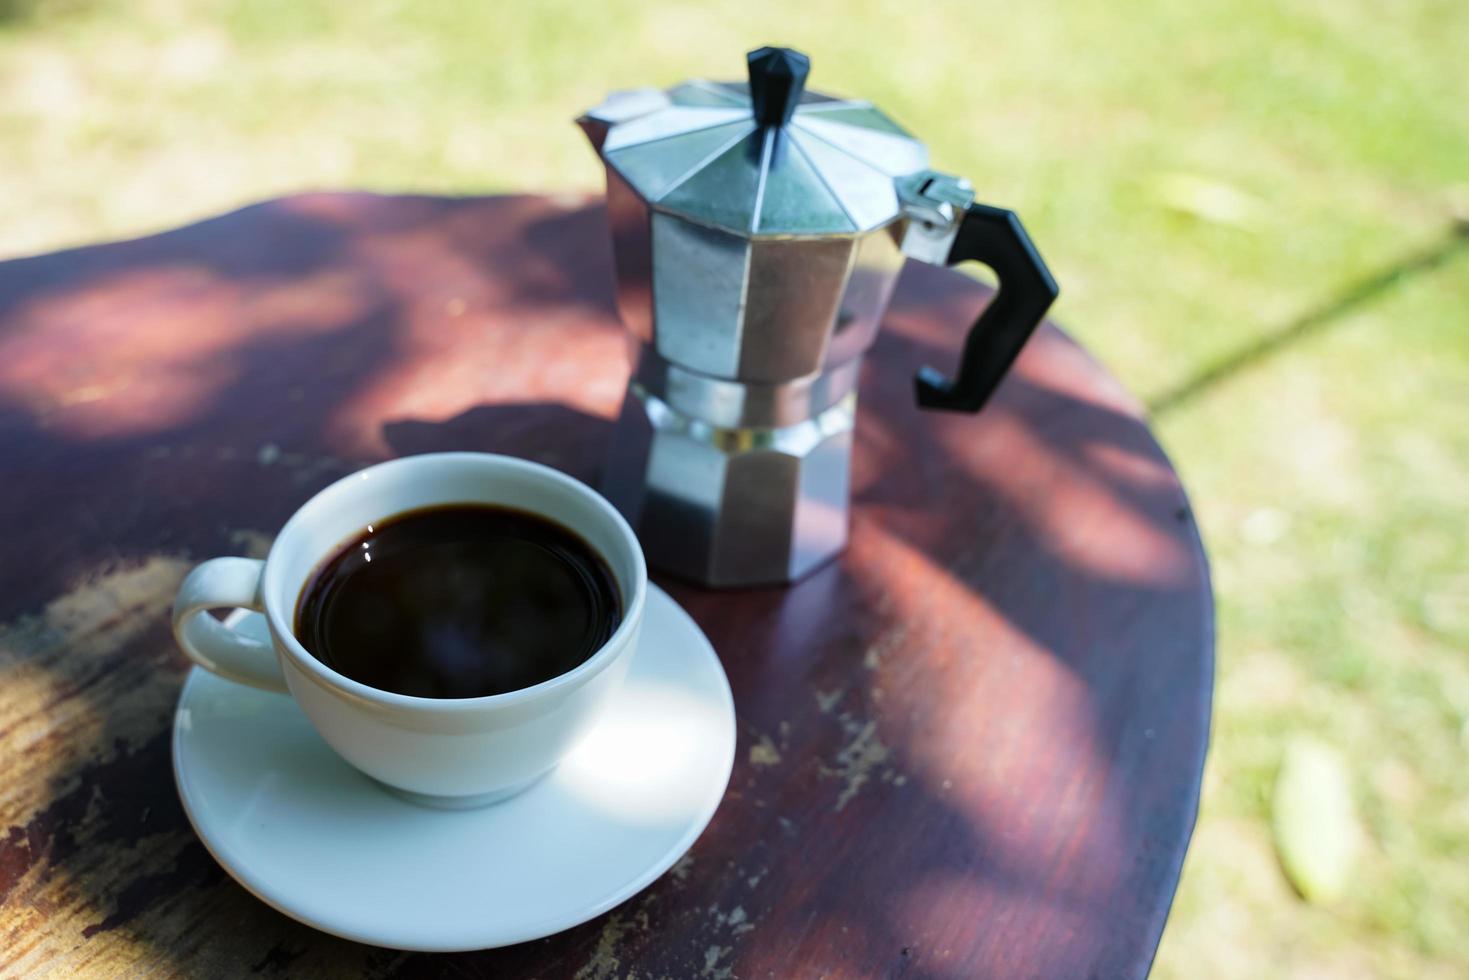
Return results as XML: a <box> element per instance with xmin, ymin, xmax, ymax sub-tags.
<box><xmin>0</xmin><ymin>193</ymin><xmax>1212</xmax><ymax>979</ymax></box>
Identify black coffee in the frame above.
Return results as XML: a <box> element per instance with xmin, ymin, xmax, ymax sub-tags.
<box><xmin>295</xmin><ymin>504</ymin><xmax>621</xmax><ymax>699</ymax></box>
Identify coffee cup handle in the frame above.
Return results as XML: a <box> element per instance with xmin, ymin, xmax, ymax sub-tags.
<box><xmin>172</xmin><ymin>558</ymin><xmax>289</xmax><ymax>694</ymax></box>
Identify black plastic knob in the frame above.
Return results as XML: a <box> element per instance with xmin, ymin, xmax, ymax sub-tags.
<box><xmin>747</xmin><ymin>46</ymin><xmax>810</xmax><ymax>129</ymax></box>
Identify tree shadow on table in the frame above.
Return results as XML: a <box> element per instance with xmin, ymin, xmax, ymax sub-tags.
<box><xmin>0</xmin><ymin>195</ymin><xmax>1199</xmax><ymax>979</ymax></box>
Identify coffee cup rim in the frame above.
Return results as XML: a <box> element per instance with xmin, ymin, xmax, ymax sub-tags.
<box><xmin>259</xmin><ymin>452</ymin><xmax>648</xmax><ymax>713</ymax></box>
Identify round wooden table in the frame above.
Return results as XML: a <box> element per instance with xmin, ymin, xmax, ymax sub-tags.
<box><xmin>0</xmin><ymin>193</ymin><xmax>1212</xmax><ymax>978</ymax></box>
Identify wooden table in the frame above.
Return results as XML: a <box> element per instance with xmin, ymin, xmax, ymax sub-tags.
<box><xmin>0</xmin><ymin>193</ymin><xmax>1212</xmax><ymax>978</ymax></box>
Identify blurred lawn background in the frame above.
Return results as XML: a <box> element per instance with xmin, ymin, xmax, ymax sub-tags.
<box><xmin>3</xmin><ymin>0</ymin><xmax>1466</xmax><ymax>975</ymax></box>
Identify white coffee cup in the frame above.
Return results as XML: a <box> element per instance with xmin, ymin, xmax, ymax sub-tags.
<box><xmin>171</xmin><ymin>452</ymin><xmax>647</xmax><ymax>809</ymax></box>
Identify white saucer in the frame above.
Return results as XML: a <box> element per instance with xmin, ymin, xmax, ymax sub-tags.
<box><xmin>172</xmin><ymin>584</ymin><xmax>735</xmax><ymax>952</ymax></box>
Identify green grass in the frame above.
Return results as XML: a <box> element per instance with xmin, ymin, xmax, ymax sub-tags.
<box><xmin>3</xmin><ymin>0</ymin><xmax>1467</xmax><ymax>975</ymax></box>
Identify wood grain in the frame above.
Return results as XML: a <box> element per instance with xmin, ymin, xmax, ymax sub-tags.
<box><xmin>0</xmin><ymin>193</ymin><xmax>1212</xmax><ymax>979</ymax></box>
